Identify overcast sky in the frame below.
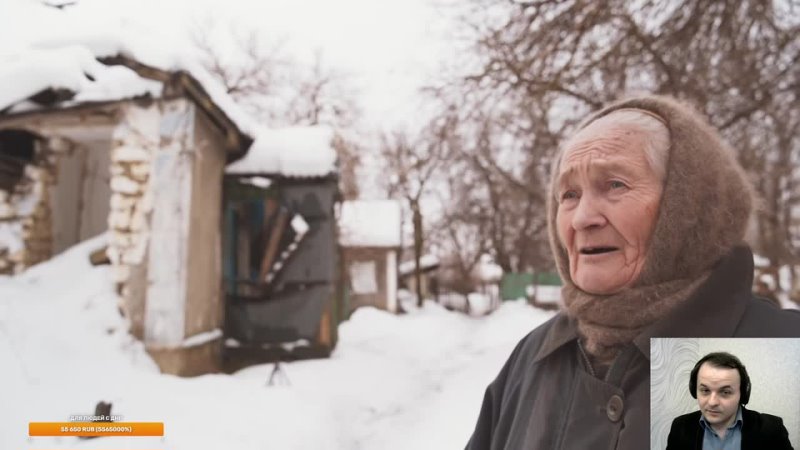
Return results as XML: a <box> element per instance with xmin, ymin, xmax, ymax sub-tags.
<box><xmin>209</xmin><ymin>0</ymin><xmax>462</xmax><ymax>130</ymax></box>
<box><xmin>88</xmin><ymin>0</ymin><xmax>461</xmax><ymax>131</ymax></box>
<box><xmin>2</xmin><ymin>0</ymin><xmax>468</xmax><ymax>199</ymax></box>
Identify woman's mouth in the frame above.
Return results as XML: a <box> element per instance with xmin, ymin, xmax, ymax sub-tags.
<box><xmin>580</xmin><ymin>246</ymin><xmax>618</xmax><ymax>255</ymax></box>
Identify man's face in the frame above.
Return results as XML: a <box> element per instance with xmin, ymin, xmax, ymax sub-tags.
<box><xmin>697</xmin><ymin>362</ymin><xmax>741</xmax><ymax>428</ymax></box>
<box><xmin>556</xmin><ymin>122</ymin><xmax>663</xmax><ymax>294</ymax></box>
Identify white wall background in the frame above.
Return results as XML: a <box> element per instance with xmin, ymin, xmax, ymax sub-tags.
<box><xmin>651</xmin><ymin>338</ymin><xmax>800</xmax><ymax>450</ymax></box>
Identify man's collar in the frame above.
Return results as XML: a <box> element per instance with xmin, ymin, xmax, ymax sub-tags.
<box><xmin>699</xmin><ymin>405</ymin><xmax>744</xmax><ymax>431</ymax></box>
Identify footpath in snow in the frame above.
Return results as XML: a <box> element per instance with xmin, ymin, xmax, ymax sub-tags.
<box><xmin>0</xmin><ymin>234</ymin><xmax>555</xmax><ymax>450</ymax></box>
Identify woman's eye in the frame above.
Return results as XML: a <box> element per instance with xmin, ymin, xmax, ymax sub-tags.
<box><xmin>609</xmin><ymin>180</ymin><xmax>627</xmax><ymax>189</ymax></box>
<box><xmin>561</xmin><ymin>190</ymin><xmax>578</xmax><ymax>201</ymax></box>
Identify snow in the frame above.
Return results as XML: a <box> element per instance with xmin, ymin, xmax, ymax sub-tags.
<box><xmin>526</xmin><ymin>285</ymin><xmax>562</xmax><ymax>304</ymax></box>
<box><xmin>399</xmin><ymin>253</ymin><xmax>440</xmax><ymax>276</ymax></box>
<box><xmin>0</xmin><ymin>221</ymin><xmax>24</xmax><ymax>253</ymax></box>
<box><xmin>0</xmin><ymin>235</ymin><xmax>556</xmax><ymax>450</ymax></box>
<box><xmin>0</xmin><ymin>45</ymin><xmax>163</xmax><ymax>116</ymax></box>
<box><xmin>225</xmin><ymin>126</ymin><xmax>338</xmax><ymax>177</ymax></box>
<box><xmin>75</xmin><ymin>64</ymin><xmax>163</xmax><ymax>104</ymax></box>
<box><xmin>339</xmin><ymin>199</ymin><xmax>402</xmax><ymax>248</ymax></box>
<box><xmin>777</xmin><ymin>291</ymin><xmax>800</xmax><ymax>310</ymax></box>
<box><xmin>238</xmin><ymin>176</ymin><xmax>273</xmax><ymax>189</ymax></box>
<box><xmin>180</xmin><ymin>329</ymin><xmax>223</xmax><ymax>349</ymax></box>
<box><xmin>0</xmin><ymin>45</ymin><xmax>102</xmax><ymax>111</ymax></box>
<box><xmin>779</xmin><ymin>265</ymin><xmax>792</xmax><ymax>292</ymax></box>
<box><xmin>0</xmin><ymin>0</ymin><xmax>258</xmax><ymax>137</ymax></box>
<box><xmin>474</xmin><ymin>254</ymin><xmax>504</xmax><ymax>283</ymax></box>
<box><xmin>264</xmin><ymin>215</ymin><xmax>310</xmax><ymax>284</ymax></box>
<box><xmin>290</xmin><ymin>214</ymin><xmax>310</xmax><ymax>236</ymax></box>
<box><xmin>753</xmin><ymin>253</ymin><xmax>770</xmax><ymax>268</ymax></box>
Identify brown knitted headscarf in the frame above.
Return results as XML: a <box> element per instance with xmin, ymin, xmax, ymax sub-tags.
<box><xmin>547</xmin><ymin>95</ymin><xmax>756</xmax><ymax>366</ymax></box>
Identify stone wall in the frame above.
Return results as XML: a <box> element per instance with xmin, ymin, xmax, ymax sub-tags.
<box><xmin>106</xmin><ymin>103</ymin><xmax>159</xmax><ymax>339</ymax></box>
<box><xmin>0</xmin><ymin>139</ymin><xmax>64</xmax><ymax>274</ymax></box>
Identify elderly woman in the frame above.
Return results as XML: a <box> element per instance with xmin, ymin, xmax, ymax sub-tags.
<box><xmin>465</xmin><ymin>95</ymin><xmax>800</xmax><ymax>449</ymax></box>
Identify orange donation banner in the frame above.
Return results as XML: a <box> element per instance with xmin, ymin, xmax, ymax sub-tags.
<box><xmin>29</xmin><ymin>422</ymin><xmax>164</xmax><ymax>437</ymax></box>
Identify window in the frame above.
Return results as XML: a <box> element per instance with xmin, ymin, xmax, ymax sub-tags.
<box><xmin>223</xmin><ymin>178</ymin><xmax>309</xmax><ymax>298</ymax></box>
<box><xmin>0</xmin><ymin>129</ymin><xmax>37</xmax><ymax>191</ymax></box>
<box><xmin>349</xmin><ymin>261</ymin><xmax>378</xmax><ymax>294</ymax></box>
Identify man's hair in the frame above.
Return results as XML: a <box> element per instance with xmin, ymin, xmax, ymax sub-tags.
<box><xmin>689</xmin><ymin>351</ymin><xmax>751</xmax><ymax>405</ymax></box>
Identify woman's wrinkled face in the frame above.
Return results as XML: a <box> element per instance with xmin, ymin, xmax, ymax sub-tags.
<box><xmin>556</xmin><ymin>122</ymin><xmax>663</xmax><ymax>294</ymax></box>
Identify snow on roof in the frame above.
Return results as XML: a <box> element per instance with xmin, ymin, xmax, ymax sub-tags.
<box><xmin>399</xmin><ymin>254</ymin><xmax>440</xmax><ymax>276</ymax></box>
<box><xmin>753</xmin><ymin>253</ymin><xmax>771</xmax><ymax>268</ymax></box>
<box><xmin>474</xmin><ymin>254</ymin><xmax>503</xmax><ymax>283</ymax></box>
<box><xmin>225</xmin><ymin>126</ymin><xmax>337</xmax><ymax>178</ymax></box>
<box><xmin>339</xmin><ymin>200</ymin><xmax>402</xmax><ymax>248</ymax></box>
<box><xmin>1</xmin><ymin>47</ymin><xmax>165</xmax><ymax>116</ymax></box>
<box><xmin>0</xmin><ymin>0</ymin><xmax>342</xmax><ymax>179</ymax></box>
<box><xmin>0</xmin><ymin>0</ymin><xmax>258</xmax><ymax>138</ymax></box>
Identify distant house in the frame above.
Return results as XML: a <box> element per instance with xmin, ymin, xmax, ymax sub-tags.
<box><xmin>399</xmin><ymin>253</ymin><xmax>440</xmax><ymax>300</ymax></box>
<box><xmin>473</xmin><ymin>254</ymin><xmax>503</xmax><ymax>302</ymax></box>
<box><xmin>338</xmin><ymin>199</ymin><xmax>401</xmax><ymax>314</ymax></box>
<box><xmin>0</xmin><ymin>34</ymin><xmax>342</xmax><ymax>374</ymax></box>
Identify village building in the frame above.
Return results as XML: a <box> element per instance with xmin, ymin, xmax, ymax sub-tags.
<box><xmin>398</xmin><ymin>253</ymin><xmax>440</xmax><ymax>301</ymax></box>
<box><xmin>0</xmin><ymin>30</ymin><xmax>343</xmax><ymax>375</ymax></box>
<box><xmin>222</xmin><ymin>126</ymin><xmax>342</xmax><ymax>367</ymax></box>
<box><xmin>338</xmin><ymin>199</ymin><xmax>401</xmax><ymax>315</ymax></box>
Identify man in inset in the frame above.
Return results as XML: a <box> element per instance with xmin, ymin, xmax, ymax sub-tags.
<box><xmin>666</xmin><ymin>352</ymin><xmax>794</xmax><ymax>450</ymax></box>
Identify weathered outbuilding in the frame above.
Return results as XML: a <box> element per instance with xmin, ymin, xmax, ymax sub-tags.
<box><xmin>0</xmin><ymin>37</ymin><xmax>343</xmax><ymax>374</ymax></box>
<box><xmin>222</xmin><ymin>127</ymin><xmax>343</xmax><ymax>366</ymax></box>
<box><xmin>338</xmin><ymin>199</ymin><xmax>401</xmax><ymax>314</ymax></box>
<box><xmin>399</xmin><ymin>253</ymin><xmax>440</xmax><ymax>301</ymax></box>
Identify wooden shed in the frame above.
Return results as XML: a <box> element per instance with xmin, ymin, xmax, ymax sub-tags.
<box><xmin>0</xmin><ymin>43</ymin><xmax>342</xmax><ymax>374</ymax></box>
<box><xmin>338</xmin><ymin>199</ymin><xmax>402</xmax><ymax>314</ymax></box>
<box><xmin>221</xmin><ymin>127</ymin><xmax>344</xmax><ymax>367</ymax></box>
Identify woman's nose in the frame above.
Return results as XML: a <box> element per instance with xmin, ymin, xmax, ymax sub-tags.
<box><xmin>571</xmin><ymin>195</ymin><xmax>607</xmax><ymax>230</ymax></box>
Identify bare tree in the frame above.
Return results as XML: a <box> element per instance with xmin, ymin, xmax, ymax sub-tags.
<box><xmin>382</xmin><ymin>113</ymin><xmax>457</xmax><ymax>306</ymax></box>
<box><xmin>191</xmin><ymin>20</ymin><xmax>289</xmax><ymax>121</ymax></box>
<box><xmin>192</xmin><ymin>23</ymin><xmax>365</xmax><ymax>199</ymax></box>
<box><xmin>429</xmin><ymin>162</ymin><xmax>490</xmax><ymax>295</ymax></box>
<box><xmin>286</xmin><ymin>51</ymin><xmax>361</xmax><ymax>129</ymax></box>
<box><xmin>438</xmin><ymin>0</ymin><xmax>800</xmax><ymax>285</ymax></box>
<box><xmin>286</xmin><ymin>51</ymin><xmax>363</xmax><ymax>200</ymax></box>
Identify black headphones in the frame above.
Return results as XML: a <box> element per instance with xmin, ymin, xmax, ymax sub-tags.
<box><xmin>689</xmin><ymin>352</ymin><xmax>751</xmax><ymax>405</ymax></box>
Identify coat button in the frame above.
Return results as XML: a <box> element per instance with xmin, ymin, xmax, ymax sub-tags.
<box><xmin>606</xmin><ymin>394</ymin><xmax>624</xmax><ymax>422</ymax></box>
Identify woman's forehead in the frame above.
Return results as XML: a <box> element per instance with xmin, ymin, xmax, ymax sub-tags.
<box><xmin>559</xmin><ymin>127</ymin><xmax>650</xmax><ymax>173</ymax></box>
<box><xmin>562</xmin><ymin>122</ymin><xmax>645</xmax><ymax>156</ymax></box>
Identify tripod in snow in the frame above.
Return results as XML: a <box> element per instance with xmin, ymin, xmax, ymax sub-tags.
<box><xmin>266</xmin><ymin>358</ymin><xmax>290</xmax><ymax>386</ymax></box>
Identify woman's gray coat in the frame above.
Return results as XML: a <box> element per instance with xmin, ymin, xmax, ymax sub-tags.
<box><xmin>465</xmin><ymin>246</ymin><xmax>800</xmax><ymax>449</ymax></box>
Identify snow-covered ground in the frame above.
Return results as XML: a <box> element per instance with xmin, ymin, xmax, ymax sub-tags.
<box><xmin>0</xmin><ymin>235</ymin><xmax>554</xmax><ymax>450</ymax></box>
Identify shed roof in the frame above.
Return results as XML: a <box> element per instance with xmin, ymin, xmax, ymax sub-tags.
<box><xmin>225</xmin><ymin>126</ymin><xmax>337</xmax><ymax>178</ymax></box>
<box><xmin>339</xmin><ymin>200</ymin><xmax>402</xmax><ymax>248</ymax></box>
<box><xmin>399</xmin><ymin>254</ymin><xmax>439</xmax><ymax>276</ymax></box>
<box><xmin>0</xmin><ymin>0</ymin><xmax>338</xmax><ymax>177</ymax></box>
